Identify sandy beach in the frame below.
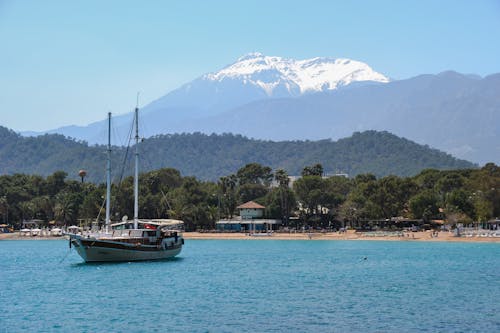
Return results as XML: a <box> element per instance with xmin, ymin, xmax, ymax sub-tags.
<box><xmin>1</xmin><ymin>230</ymin><xmax>499</xmax><ymax>242</ymax></box>
<box><xmin>183</xmin><ymin>230</ymin><xmax>500</xmax><ymax>242</ymax></box>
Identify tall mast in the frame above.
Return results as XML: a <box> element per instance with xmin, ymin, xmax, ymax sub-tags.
<box><xmin>133</xmin><ymin>106</ymin><xmax>139</xmax><ymax>229</ymax></box>
<box><xmin>105</xmin><ymin>112</ymin><xmax>112</xmax><ymax>233</ymax></box>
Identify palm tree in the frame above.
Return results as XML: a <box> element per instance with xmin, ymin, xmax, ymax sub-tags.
<box><xmin>207</xmin><ymin>205</ymin><xmax>219</xmax><ymax>227</ymax></box>
<box><xmin>219</xmin><ymin>175</ymin><xmax>238</xmax><ymax>218</ymax></box>
<box><xmin>54</xmin><ymin>192</ymin><xmax>76</xmax><ymax>226</ymax></box>
<box><xmin>275</xmin><ymin>169</ymin><xmax>290</xmax><ymax>225</ymax></box>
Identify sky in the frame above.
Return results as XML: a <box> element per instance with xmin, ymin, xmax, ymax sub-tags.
<box><xmin>1</xmin><ymin>0</ymin><xmax>499</xmax><ymax>132</ymax></box>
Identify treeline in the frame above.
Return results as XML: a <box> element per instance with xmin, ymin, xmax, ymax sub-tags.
<box><xmin>1</xmin><ymin>163</ymin><xmax>498</xmax><ymax>231</ymax></box>
<box><xmin>0</xmin><ymin>126</ymin><xmax>475</xmax><ymax>182</ymax></box>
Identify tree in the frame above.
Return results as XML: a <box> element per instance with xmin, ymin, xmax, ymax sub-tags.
<box><xmin>323</xmin><ymin>176</ymin><xmax>354</xmax><ymax>219</ymax></box>
<box><xmin>0</xmin><ymin>196</ymin><xmax>9</xmax><ymax>224</ymax></box>
<box><xmin>166</xmin><ymin>177</ymin><xmax>211</xmax><ymax>231</ymax></box>
<box><xmin>370</xmin><ymin>176</ymin><xmax>416</xmax><ymax>218</ymax></box>
<box><xmin>206</xmin><ymin>205</ymin><xmax>219</xmax><ymax>228</ymax></box>
<box><xmin>236</xmin><ymin>163</ymin><xmax>273</xmax><ymax>186</ymax></box>
<box><xmin>219</xmin><ymin>175</ymin><xmax>238</xmax><ymax>218</ymax></box>
<box><xmin>409</xmin><ymin>190</ymin><xmax>439</xmax><ymax>221</ymax></box>
<box><xmin>29</xmin><ymin>195</ymin><xmax>54</xmax><ymax>221</ymax></box>
<box><xmin>46</xmin><ymin>171</ymin><xmax>68</xmax><ymax>196</ymax></box>
<box><xmin>238</xmin><ymin>183</ymin><xmax>269</xmax><ymax>203</ymax></box>
<box><xmin>275</xmin><ymin>169</ymin><xmax>291</xmax><ymax>224</ymax></box>
<box><xmin>19</xmin><ymin>201</ymin><xmax>35</xmax><ymax>221</ymax></box>
<box><xmin>446</xmin><ymin>189</ymin><xmax>475</xmax><ymax>220</ymax></box>
<box><xmin>347</xmin><ymin>175</ymin><xmax>380</xmax><ymax>219</ymax></box>
<box><xmin>293</xmin><ymin>175</ymin><xmax>333</xmax><ymax>227</ymax></box>
<box><xmin>435</xmin><ymin>172</ymin><xmax>466</xmax><ymax>204</ymax></box>
<box><xmin>338</xmin><ymin>199</ymin><xmax>362</xmax><ymax>229</ymax></box>
<box><xmin>414</xmin><ymin>169</ymin><xmax>442</xmax><ymax>190</ymax></box>
<box><xmin>467</xmin><ymin>163</ymin><xmax>500</xmax><ymax>220</ymax></box>
<box><xmin>301</xmin><ymin>164</ymin><xmax>323</xmax><ymax>177</ymax></box>
<box><xmin>54</xmin><ymin>191</ymin><xmax>77</xmax><ymax>225</ymax></box>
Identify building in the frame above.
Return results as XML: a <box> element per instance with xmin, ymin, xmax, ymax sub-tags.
<box><xmin>216</xmin><ymin>201</ymin><xmax>281</xmax><ymax>232</ymax></box>
<box><xmin>237</xmin><ymin>201</ymin><xmax>265</xmax><ymax>219</ymax></box>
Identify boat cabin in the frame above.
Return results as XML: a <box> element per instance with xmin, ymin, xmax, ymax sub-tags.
<box><xmin>110</xmin><ymin>219</ymin><xmax>184</xmax><ymax>231</ymax></box>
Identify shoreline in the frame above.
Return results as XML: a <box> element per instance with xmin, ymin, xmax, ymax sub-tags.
<box><xmin>183</xmin><ymin>231</ymin><xmax>500</xmax><ymax>242</ymax></box>
<box><xmin>2</xmin><ymin>231</ymin><xmax>498</xmax><ymax>243</ymax></box>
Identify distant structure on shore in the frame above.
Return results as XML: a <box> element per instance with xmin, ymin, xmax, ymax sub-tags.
<box><xmin>216</xmin><ymin>201</ymin><xmax>281</xmax><ymax>233</ymax></box>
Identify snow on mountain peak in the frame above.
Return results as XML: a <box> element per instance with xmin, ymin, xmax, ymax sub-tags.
<box><xmin>236</xmin><ymin>52</ymin><xmax>265</xmax><ymax>61</ymax></box>
<box><xmin>204</xmin><ymin>53</ymin><xmax>389</xmax><ymax>96</ymax></box>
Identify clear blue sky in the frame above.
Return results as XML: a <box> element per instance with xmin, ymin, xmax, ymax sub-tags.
<box><xmin>1</xmin><ymin>0</ymin><xmax>499</xmax><ymax>131</ymax></box>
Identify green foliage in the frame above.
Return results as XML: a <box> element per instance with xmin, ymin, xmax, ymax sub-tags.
<box><xmin>301</xmin><ymin>164</ymin><xmax>324</xmax><ymax>177</ymax></box>
<box><xmin>238</xmin><ymin>183</ymin><xmax>268</xmax><ymax>203</ymax></box>
<box><xmin>0</xmin><ymin>127</ymin><xmax>475</xmax><ymax>182</ymax></box>
<box><xmin>409</xmin><ymin>190</ymin><xmax>440</xmax><ymax>221</ymax></box>
<box><xmin>293</xmin><ymin>175</ymin><xmax>335</xmax><ymax>217</ymax></box>
<box><xmin>0</xmin><ymin>131</ymin><xmax>497</xmax><ymax>231</ymax></box>
<box><xmin>446</xmin><ymin>189</ymin><xmax>475</xmax><ymax>219</ymax></box>
<box><xmin>236</xmin><ymin>163</ymin><xmax>273</xmax><ymax>186</ymax></box>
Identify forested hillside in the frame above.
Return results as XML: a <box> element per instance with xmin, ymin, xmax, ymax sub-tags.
<box><xmin>0</xmin><ymin>126</ymin><xmax>475</xmax><ymax>182</ymax></box>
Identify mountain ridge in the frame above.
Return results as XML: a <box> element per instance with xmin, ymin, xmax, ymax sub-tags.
<box><xmin>179</xmin><ymin>70</ymin><xmax>499</xmax><ymax>164</ymax></box>
<box><xmin>17</xmin><ymin>54</ymin><xmax>499</xmax><ymax>165</ymax></box>
<box><xmin>1</xmin><ymin>126</ymin><xmax>476</xmax><ymax>182</ymax></box>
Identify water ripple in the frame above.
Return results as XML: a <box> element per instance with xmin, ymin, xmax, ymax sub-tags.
<box><xmin>0</xmin><ymin>240</ymin><xmax>499</xmax><ymax>332</ymax></box>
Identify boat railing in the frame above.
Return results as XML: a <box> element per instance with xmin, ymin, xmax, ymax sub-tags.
<box><xmin>81</xmin><ymin>231</ymin><xmax>113</xmax><ymax>238</ymax></box>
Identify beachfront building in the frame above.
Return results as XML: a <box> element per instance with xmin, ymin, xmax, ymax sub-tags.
<box><xmin>237</xmin><ymin>201</ymin><xmax>265</xmax><ymax>219</ymax></box>
<box><xmin>21</xmin><ymin>219</ymin><xmax>44</xmax><ymax>229</ymax></box>
<box><xmin>485</xmin><ymin>218</ymin><xmax>500</xmax><ymax>230</ymax></box>
<box><xmin>216</xmin><ymin>201</ymin><xmax>281</xmax><ymax>232</ymax></box>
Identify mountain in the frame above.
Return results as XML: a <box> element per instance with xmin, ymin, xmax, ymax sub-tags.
<box><xmin>181</xmin><ymin>71</ymin><xmax>500</xmax><ymax>165</ymax></box>
<box><xmin>144</xmin><ymin>52</ymin><xmax>389</xmax><ymax>117</ymax></box>
<box><xmin>22</xmin><ymin>53</ymin><xmax>389</xmax><ymax>143</ymax></box>
<box><xmin>1</xmin><ymin>126</ymin><xmax>475</xmax><ymax>182</ymax></box>
<box><xmin>20</xmin><ymin>54</ymin><xmax>499</xmax><ymax>164</ymax></box>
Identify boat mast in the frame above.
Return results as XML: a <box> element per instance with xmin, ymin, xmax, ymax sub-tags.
<box><xmin>105</xmin><ymin>112</ymin><xmax>112</xmax><ymax>233</ymax></box>
<box><xmin>133</xmin><ymin>105</ymin><xmax>139</xmax><ymax>229</ymax></box>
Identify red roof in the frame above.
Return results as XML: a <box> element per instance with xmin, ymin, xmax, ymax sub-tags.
<box><xmin>237</xmin><ymin>201</ymin><xmax>265</xmax><ymax>209</ymax></box>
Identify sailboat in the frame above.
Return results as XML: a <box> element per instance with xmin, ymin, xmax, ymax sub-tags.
<box><xmin>67</xmin><ymin>108</ymin><xmax>184</xmax><ymax>262</ymax></box>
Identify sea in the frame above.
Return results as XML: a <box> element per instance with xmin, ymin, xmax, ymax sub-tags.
<box><xmin>0</xmin><ymin>239</ymin><xmax>499</xmax><ymax>333</ymax></box>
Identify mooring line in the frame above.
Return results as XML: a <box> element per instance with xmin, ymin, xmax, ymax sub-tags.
<box><xmin>59</xmin><ymin>248</ymin><xmax>72</xmax><ymax>264</ymax></box>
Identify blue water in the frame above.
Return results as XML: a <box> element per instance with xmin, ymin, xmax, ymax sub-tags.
<box><xmin>0</xmin><ymin>240</ymin><xmax>499</xmax><ymax>333</ymax></box>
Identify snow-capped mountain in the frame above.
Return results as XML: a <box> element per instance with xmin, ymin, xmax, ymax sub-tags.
<box><xmin>204</xmin><ymin>52</ymin><xmax>390</xmax><ymax>96</ymax></box>
<box><xmin>137</xmin><ymin>52</ymin><xmax>390</xmax><ymax>125</ymax></box>
<box><xmin>21</xmin><ymin>53</ymin><xmax>498</xmax><ymax>165</ymax></box>
<box><xmin>47</xmin><ymin>53</ymin><xmax>388</xmax><ymax>144</ymax></box>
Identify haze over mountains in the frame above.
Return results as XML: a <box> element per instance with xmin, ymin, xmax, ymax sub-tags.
<box><xmin>22</xmin><ymin>53</ymin><xmax>499</xmax><ymax>165</ymax></box>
